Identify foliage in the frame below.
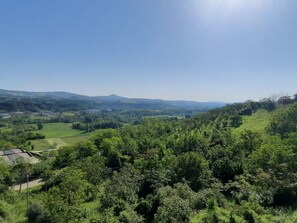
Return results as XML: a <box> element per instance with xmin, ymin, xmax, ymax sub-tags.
<box><xmin>1</xmin><ymin>98</ymin><xmax>297</xmax><ymax>222</ymax></box>
<box><xmin>175</xmin><ymin>152</ymin><xmax>211</xmax><ymax>191</ymax></box>
<box><xmin>268</xmin><ymin>103</ymin><xmax>297</xmax><ymax>138</ymax></box>
<box><xmin>46</xmin><ymin>168</ymin><xmax>91</xmax><ymax>222</ymax></box>
<box><xmin>27</xmin><ymin>201</ymin><xmax>51</xmax><ymax>223</ymax></box>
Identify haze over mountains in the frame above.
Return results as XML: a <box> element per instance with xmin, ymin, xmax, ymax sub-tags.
<box><xmin>0</xmin><ymin>89</ymin><xmax>226</xmax><ymax>111</ymax></box>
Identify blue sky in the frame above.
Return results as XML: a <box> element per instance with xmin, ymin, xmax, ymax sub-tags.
<box><xmin>0</xmin><ymin>0</ymin><xmax>296</xmax><ymax>102</ymax></box>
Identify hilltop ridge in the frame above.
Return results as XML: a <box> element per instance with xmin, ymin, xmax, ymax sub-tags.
<box><xmin>0</xmin><ymin>89</ymin><xmax>226</xmax><ymax>112</ymax></box>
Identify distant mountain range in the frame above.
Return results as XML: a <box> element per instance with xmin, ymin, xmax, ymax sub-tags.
<box><xmin>0</xmin><ymin>89</ymin><xmax>226</xmax><ymax>111</ymax></box>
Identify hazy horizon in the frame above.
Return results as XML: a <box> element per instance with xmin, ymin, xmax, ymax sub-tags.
<box><xmin>1</xmin><ymin>87</ymin><xmax>295</xmax><ymax>104</ymax></box>
<box><xmin>1</xmin><ymin>1</ymin><xmax>296</xmax><ymax>101</ymax></box>
<box><xmin>1</xmin><ymin>88</ymin><xmax>228</xmax><ymax>102</ymax></box>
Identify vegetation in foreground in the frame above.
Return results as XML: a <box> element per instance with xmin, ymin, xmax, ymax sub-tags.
<box><xmin>0</xmin><ymin>94</ymin><xmax>297</xmax><ymax>222</ymax></box>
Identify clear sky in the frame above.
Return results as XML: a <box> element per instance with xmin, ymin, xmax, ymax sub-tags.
<box><xmin>0</xmin><ymin>0</ymin><xmax>296</xmax><ymax>102</ymax></box>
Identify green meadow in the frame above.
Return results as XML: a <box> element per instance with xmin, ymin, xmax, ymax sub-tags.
<box><xmin>233</xmin><ymin>109</ymin><xmax>272</xmax><ymax>135</ymax></box>
<box><xmin>37</xmin><ymin>123</ymin><xmax>84</xmax><ymax>138</ymax></box>
<box><xmin>30</xmin><ymin>123</ymin><xmax>90</xmax><ymax>150</ymax></box>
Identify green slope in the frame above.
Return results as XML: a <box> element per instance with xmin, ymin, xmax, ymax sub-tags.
<box><xmin>233</xmin><ymin>109</ymin><xmax>272</xmax><ymax>135</ymax></box>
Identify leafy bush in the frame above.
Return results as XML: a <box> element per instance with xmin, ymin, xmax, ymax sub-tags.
<box><xmin>27</xmin><ymin>202</ymin><xmax>51</xmax><ymax>223</ymax></box>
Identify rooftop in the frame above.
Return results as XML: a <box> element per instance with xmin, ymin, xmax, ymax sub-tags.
<box><xmin>0</xmin><ymin>148</ymin><xmax>38</xmax><ymax>165</ymax></box>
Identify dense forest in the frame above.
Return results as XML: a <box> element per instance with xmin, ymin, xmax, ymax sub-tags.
<box><xmin>0</xmin><ymin>94</ymin><xmax>297</xmax><ymax>222</ymax></box>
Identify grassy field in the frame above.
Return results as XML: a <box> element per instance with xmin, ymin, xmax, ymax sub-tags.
<box><xmin>233</xmin><ymin>109</ymin><xmax>271</xmax><ymax>135</ymax></box>
<box><xmin>31</xmin><ymin>123</ymin><xmax>91</xmax><ymax>150</ymax></box>
<box><xmin>38</xmin><ymin>123</ymin><xmax>84</xmax><ymax>138</ymax></box>
<box><xmin>61</xmin><ymin>112</ymin><xmax>75</xmax><ymax>116</ymax></box>
<box><xmin>62</xmin><ymin>134</ymin><xmax>91</xmax><ymax>145</ymax></box>
<box><xmin>47</xmin><ymin>138</ymin><xmax>67</xmax><ymax>148</ymax></box>
<box><xmin>30</xmin><ymin>139</ymin><xmax>53</xmax><ymax>150</ymax></box>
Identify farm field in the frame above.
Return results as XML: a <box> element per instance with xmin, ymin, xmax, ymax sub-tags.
<box><xmin>30</xmin><ymin>122</ymin><xmax>91</xmax><ymax>150</ymax></box>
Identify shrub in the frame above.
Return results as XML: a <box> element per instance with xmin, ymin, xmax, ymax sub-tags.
<box><xmin>27</xmin><ymin>201</ymin><xmax>51</xmax><ymax>223</ymax></box>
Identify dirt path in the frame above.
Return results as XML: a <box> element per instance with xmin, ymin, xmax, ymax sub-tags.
<box><xmin>12</xmin><ymin>179</ymin><xmax>44</xmax><ymax>191</ymax></box>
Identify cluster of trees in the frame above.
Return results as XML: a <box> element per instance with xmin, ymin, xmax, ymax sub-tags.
<box><xmin>0</xmin><ymin>98</ymin><xmax>297</xmax><ymax>222</ymax></box>
<box><xmin>0</xmin><ymin>97</ymin><xmax>92</xmax><ymax>112</ymax></box>
<box><xmin>0</xmin><ymin>94</ymin><xmax>215</xmax><ymax>113</ymax></box>
<box><xmin>0</xmin><ymin>124</ymin><xmax>45</xmax><ymax>150</ymax></box>
<box><xmin>71</xmin><ymin>110</ymin><xmax>187</xmax><ymax>132</ymax></box>
<box><xmin>0</xmin><ymin>105</ymin><xmax>195</xmax><ymax>135</ymax></box>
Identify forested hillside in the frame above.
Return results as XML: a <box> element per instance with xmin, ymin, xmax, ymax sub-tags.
<box><xmin>0</xmin><ymin>95</ymin><xmax>297</xmax><ymax>222</ymax></box>
<box><xmin>0</xmin><ymin>89</ymin><xmax>225</xmax><ymax>112</ymax></box>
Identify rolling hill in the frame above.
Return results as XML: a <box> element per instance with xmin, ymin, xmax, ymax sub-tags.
<box><xmin>0</xmin><ymin>89</ymin><xmax>226</xmax><ymax>112</ymax></box>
